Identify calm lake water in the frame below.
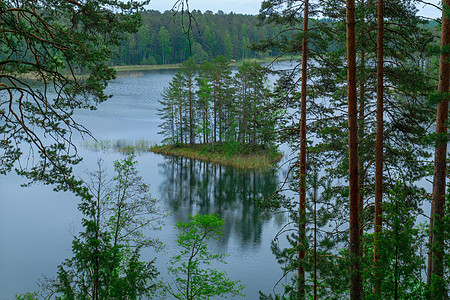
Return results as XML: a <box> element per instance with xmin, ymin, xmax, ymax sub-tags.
<box><xmin>0</xmin><ymin>67</ymin><xmax>292</xmax><ymax>299</ymax></box>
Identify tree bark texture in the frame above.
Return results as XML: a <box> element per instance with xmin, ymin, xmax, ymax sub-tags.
<box><xmin>374</xmin><ymin>0</ymin><xmax>384</xmax><ymax>296</ymax></box>
<box><xmin>346</xmin><ymin>0</ymin><xmax>362</xmax><ymax>298</ymax></box>
<box><xmin>427</xmin><ymin>0</ymin><xmax>450</xmax><ymax>291</ymax></box>
<box><xmin>298</xmin><ymin>1</ymin><xmax>309</xmax><ymax>299</ymax></box>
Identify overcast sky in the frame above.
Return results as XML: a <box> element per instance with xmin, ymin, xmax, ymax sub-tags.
<box><xmin>146</xmin><ymin>0</ymin><xmax>442</xmax><ymax>19</ymax></box>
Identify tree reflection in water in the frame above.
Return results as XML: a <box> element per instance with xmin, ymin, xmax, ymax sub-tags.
<box><xmin>158</xmin><ymin>156</ymin><xmax>279</xmax><ymax>248</ymax></box>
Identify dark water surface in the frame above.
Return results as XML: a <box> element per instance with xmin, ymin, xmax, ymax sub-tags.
<box><xmin>0</xmin><ymin>68</ymin><xmax>290</xmax><ymax>299</ymax></box>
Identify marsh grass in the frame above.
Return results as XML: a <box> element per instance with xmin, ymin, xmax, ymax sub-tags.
<box><xmin>81</xmin><ymin>139</ymin><xmax>152</xmax><ymax>153</ymax></box>
<box><xmin>150</xmin><ymin>144</ymin><xmax>282</xmax><ymax>170</ymax></box>
<box><xmin>81</xmin><ymin>139</ymin><xmax>282</xmax><ymax>169</ymax></box>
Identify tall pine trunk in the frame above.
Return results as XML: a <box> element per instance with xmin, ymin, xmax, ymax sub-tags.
<box><xmin>427</xmin><ymin>0</ymin><xmax>450</xmax><ymax>295</ymax></box>
<box><xmin>358</xmin><ymin>49</ymin><xmax>365</xmax><ymax>290</ymax></box>
<box><xmin>374</xmin><ymin>0</ymin><xmax>384</xmax><ymax>296</ymax></box>
<box><xmin>298</xmin><ymin>1</ymin><xmax>309</xmax><ymax>298</ymax></box>
<box><xmin>189</xmin><ymin>77</ymin><xmax>194</xmax><ymax>146</ymax></box>
<box><xmin>346</xmin><ymin>0</ymin><xmax>362</xmax><ymax>298</ymax></box>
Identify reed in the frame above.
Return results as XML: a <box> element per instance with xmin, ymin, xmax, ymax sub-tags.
<box><xmin>81</xmin><ymin>139</ymin><xmax>152</xmax><ymax>153</ymax></box>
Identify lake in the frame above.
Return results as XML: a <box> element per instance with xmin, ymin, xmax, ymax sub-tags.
<box><xmin>0</xmin><ymin>67</ymin><xmax>292</xmax><ymax>299</ymax></box>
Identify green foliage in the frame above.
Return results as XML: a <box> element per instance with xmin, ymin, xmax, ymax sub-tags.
<box><xmin>254</xmin><ymin>0</ymin><xmax>438</xmax><ymax>299</ymax></box>
<box><xmin>113</xmin><ymin>10</ymin><xmax>282</xmax><ymax>65</ymax></box>
<box><xmin>362</xmin><ymin>184</ymin><xmax>428</xmax><ymax>299</ymax></box>
<box><xmin>221</xmin><ymin>141</ymin><xmax>240</xmax><ymax>157</ymax></box>
<box><xmin>259</xmin><ymin>160</ymin><xmax>351</xmax><ymax>299</ymax></box>
<box><xmin>159</xmin><ymin>57</ymin><xmax>278</xmax><ymax>151</ymax></box>
<box><xmin>0</xmin><ymin>0</ymin><xmax>147</xmax><ymax>189</ymax></box>
<box><xmin>426</xmin><ymin>189</ymin><xmax>450</xmax><ymax>299</ymax></box>
<box><xmin>47</xmin><ymin>155</ymin><xmax>163</xmax><ymax>299</ymax></box>
<box><xmin>159</xmin><ymin>214</ymin><xmax>245</xmax><ymax>300</ymax></box>
<box><xmin>15</xmin><ymin>292</ymin><xmax>39</xmax><ymax>300</ymax></box>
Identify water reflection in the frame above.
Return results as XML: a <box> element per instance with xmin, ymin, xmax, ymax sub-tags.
<box><xmin>158</xmin><ymin>156</ymin><xmax>279</xmax><ymax>248</ymax></box>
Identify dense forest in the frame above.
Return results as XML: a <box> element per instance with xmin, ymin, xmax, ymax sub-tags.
<box><xmin>111</xmin><ymin>9</ymin><xmax>284</xmax><ymax>65</ymax></box>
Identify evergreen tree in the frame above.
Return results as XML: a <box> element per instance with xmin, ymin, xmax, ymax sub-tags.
<box><xmin>158</xmin><ymin>26</ymin><xmax>173</xmax><ymax>64</ymax></box>
<box><xmin>255</xmin><ymin>0</ymin><xmax>436</xmax><ymax>299</ymax></box>
<box><xmin>209</xmin><ymin>56</ymin><xmax>234</xmax><ymax>145</ymax></box>
<box><xmin>224</xmin><ymin>30</ymin><xmax>234</xmax><ymax>59</ymax></box>
<box><xmin>179</xmin><ymin>59</ymin><xmax>198</xmax><ymax>145</ymax></box>
<box><xmin>196</xmin><ymin>61</ymin><xmax>214</xmax><ymax>144</ymax></box>
<box><xmin>159</xmin><ymin>76</ymin><xmax>184</xmax><ymax>144</ymax></box>
<box><xmin>362</xmin><ymin>183</ymin><xmax>428</xmax><ymax>299</ymax></box>
<box><xmin>428</xmin><ymin>2</ymin><xmax>450</xmax><ymax>297</ymax></box>
<box><xmin>203</xmin><ymin>25</ymin><xmax>217</xmax><ymax>57</ymax></box>
<box><xmin>158</xmin><ymin>57</ymin><xmax>277</xmax><ymax>152</ymax></box>
<box><xmin>113</xmin><ymin>9</ymin><xmax>283</xmax><ymax>66</ymax></box>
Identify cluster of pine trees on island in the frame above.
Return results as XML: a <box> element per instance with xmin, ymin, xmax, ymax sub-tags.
<box><xmin>157</xmin><ymin>56</ymin><xmax>277</xmax><ymax>154</ymax></box>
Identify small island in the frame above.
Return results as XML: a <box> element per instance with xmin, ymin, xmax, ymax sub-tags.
<box><xmin>150</xmin><ymin>143</ymin><xmax>282</xmax><ymax>169</ymax></box>
<box><xmin>154</xmin><ymin>56</ymin><xmax>281</xmax><ymax>170</ymax></box>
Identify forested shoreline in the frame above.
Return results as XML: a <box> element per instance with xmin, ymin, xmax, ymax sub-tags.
<box><xmin>111</xmin><ymin>9</ymin><xmax>284</xmax><ymax>65</ymax></box>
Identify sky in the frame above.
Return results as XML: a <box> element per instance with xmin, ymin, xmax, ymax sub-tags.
<box><xmin>146</xmin><ymin>0</ymin><xmax>442</xmax><ymax>19</ymax></box>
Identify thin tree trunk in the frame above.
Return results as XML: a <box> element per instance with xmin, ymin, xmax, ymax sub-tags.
<box><xmin>358</xmin><ymin>49</ymin><xmax>365</xmax><ymax>288</ymax></box>
<box><xmin>214</xmin><ymin>85</ymin><xmax>217</xmax><ymax>147</ymax></box>
<box><xmin>298</xmin><ymin>1</ymin><xmax>309</xmax><ymax>298</ymax></box>
<box><xmin>171</xmin><ymin>102</ymin><xmax>175</xmax><ymax>144</ymax></box>
<box><xmin>427</xmin><ymin>0</ymin><xmax>450</xmax><ymax>293</ymax></box>
<box><xmin>189</xmin><ymin>76</ymin><xmax>194</xmax><ymax>146</ymax></box>
<box><xmin>313</xmin><ymin>165</ymin><xmax>318</xmax><ymax>300</ymax></box>
<box><xmin>93</xmin><ymin>167</ymin><xmax>102</xmax><ymax>300</ymax></box>
<box><xmin>219</xmin><ymin>79</ymin><xmax>223</xmax><ymax>144</ymax></box>
<box><xmin>242</xmin><ymin>81</ymin><xmax>247</xmax><ymax>144</ymax></box>
<box><xmin>346</xmin><ymin>0</ymin><xmax>362</xmax><ymax>298</ymax></box>
<box><xmin>374</xmin><ymin>0</ymin><xmax>384</xmax><ymax>296</ymax></box>
<box><xmin>179</xmin><ymin>93</ymin><xmax>183</xmax><ymax>145</ymax></box>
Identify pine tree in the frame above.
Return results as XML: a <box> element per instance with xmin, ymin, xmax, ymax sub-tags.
<box><xmin>179</xmin><ymin>59</ymin><xmax>198</xmax><ymax>145</ymax></box>
<box><xmin>158</xmin><ymin>75</ymin><xmax>185</xmax><ymax>145</ymax></box>
<box><xmin>428</xmin><ymin>1</ymin><xmax>450</xmax><ymax>297</ymax></box>
<box><xmin>196</xmin><ymin>61</ymin><xmax>214</xmax><ymax>144</ymax></box>
<box><xmin>158</xmin><ymin>26</ymin><xmax>173</xmax><ymax>64</ymax></box>
<box><xmin>209</xmin><ymin>56</ymin><xmax>233</xmax><ymax>145</ymax></box>
<box><xmin>374</xmin><ymin>0</ymin><xmax>385</xmax><ymax>295</ymax></box>
<box><xmin>255</xmin><ymin>0</ymin><xmax>436</xmax><ymax>298</ymax></box>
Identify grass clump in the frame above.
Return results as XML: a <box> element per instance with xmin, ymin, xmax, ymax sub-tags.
<box><xmin>81</xmin><ymin>139</ymin><xmax>282</xmax><ymax>169</ymax></box>
<box><xmin>150</xmin><ymin>143</ymin><xmax>282</xmax><ymax>170</ymax></box>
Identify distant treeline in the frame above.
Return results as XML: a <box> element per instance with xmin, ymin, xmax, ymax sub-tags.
<box><xmin>111</xmin><ymin>10</ymin><xmax>440</xmax><ymax>67</ymax></box>
<box><xmin>111</xmin><ymin>9</ymin><xmax>284</xmax><ymax>65</ymax></box>
<box><xmin>2</xmin><ymin>7</ymin><xmax>438</xmax><ymax>68</ymax></box>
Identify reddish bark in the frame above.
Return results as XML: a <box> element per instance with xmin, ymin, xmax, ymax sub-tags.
<box><xmin>374</xmin><ymin>0</ymin><xmax>384</xmax><ymax>296</ymax></box>
<box><xmin>298</xmin><ymin>1</ymin><xmax>309</xmax><ymax>299</ymax></box>
<box><xmin>427</xmin><ymin>0</ymin><xmax>450</xmax><ymax>289</ymax></box>
<box><xmin>346</xmin><ymin>0</ymin><xmax>362</xmax><ymax>298</ymax></box>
